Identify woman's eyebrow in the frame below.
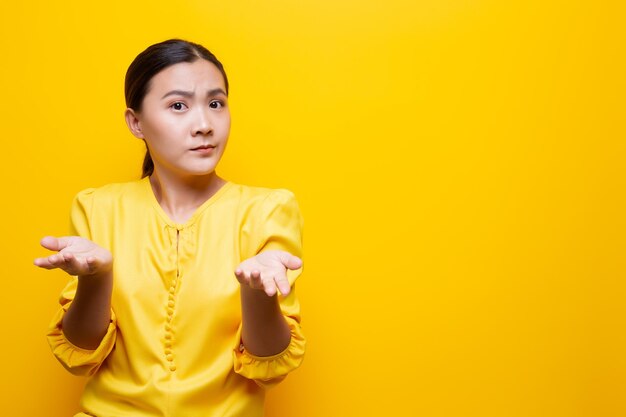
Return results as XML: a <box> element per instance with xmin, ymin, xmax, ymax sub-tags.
<box><xmin>206</xmin><ymin>88</ymin><xmax>227</xmax><ymax>97</ymax></box>
<box><xmin>161</xmin><ymin>89</ymin><xmax>193</xmax><ymax>99</ymax></box>
<box><xmin>161</xmin><ymin>88</ymin><xmax>227</xmax><ymax>99</ymax></box>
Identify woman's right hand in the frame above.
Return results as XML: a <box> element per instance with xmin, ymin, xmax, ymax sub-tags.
<box><xmin>34</xmin><ymin>236</ymin><xmax>113</xmax><ymax>277</ymax></box>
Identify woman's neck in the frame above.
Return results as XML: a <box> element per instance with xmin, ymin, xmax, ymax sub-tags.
<box><xmin>149</xmin><ymin>169</ymin><xmax>226</xmax><ymax>224</ymax></box>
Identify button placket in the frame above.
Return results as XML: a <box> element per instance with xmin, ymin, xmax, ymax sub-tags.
<box><xmin>163</xmin><ymin>226</ymin><xmax>182</xmax><ymax>372</ymax></box>
<box><xmin>164</xmin><ymin>278</ymin><xmax>177</xmax><ymax>370</ymax></box>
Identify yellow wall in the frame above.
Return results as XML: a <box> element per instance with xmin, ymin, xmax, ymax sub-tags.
<box><xmin>2</xmin><ymin>0</ymin><xmax>624</xmax><ymax>415</ymax></box>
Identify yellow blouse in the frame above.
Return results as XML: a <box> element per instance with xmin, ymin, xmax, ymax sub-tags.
<box><xmin>47</xmin><ymin>177</ymin><xmax>305</xmax><ymax>417</ymax></box>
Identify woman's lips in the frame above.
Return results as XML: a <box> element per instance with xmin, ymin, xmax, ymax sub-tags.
<box><xmin>191</xmin><ymin>145</ymin><xmax>216</xmax><ymax>154</ymax></box>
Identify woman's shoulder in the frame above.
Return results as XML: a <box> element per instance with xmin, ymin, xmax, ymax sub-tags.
<box><xmin>72</xmin><ymin>178</ymin><xmax>147</xmax><ymax>205</ymax></box>
<box><xmin>227</xmin><ymin>181</ymin><xmax>298</xmax><ymax>206</ymax></box>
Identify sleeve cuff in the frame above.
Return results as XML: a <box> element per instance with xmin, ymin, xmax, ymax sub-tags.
<box><xmin>232</xmin><ymin>317</ymin><xmax>305</xmax><ymax>388</ymax></box>
<box><xmin>46</xmin><ymin>304</ymin><xmax>117</xmax><ymax>377</ymax></box>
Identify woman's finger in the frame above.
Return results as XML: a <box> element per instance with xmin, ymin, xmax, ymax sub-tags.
<box><xmin>274</xmin><ymin>273</ymin><xmax>291</xmax><ymax>296</ymax></box>
<box><xmin>40</xmin><ymin>236</ymin><xmax>72</xmax><ymax>252</ymax></box>
<box><xmin>263</xmin><ymin>277</ymin><xmax>278</xmax><ymax>297</ymax></box>
<box><xmin>250</xmin><ymin>270</ymin><xmax>263</xmax><ymax>290</ymax></box>
<box><xmin>63</xmin><ymin>252</ymin><xmax>91</xmax><ymax>275</ymax></box>
<box><xmin>49</xmin><ymin>254</ymin><xmax>65</xmax><ymax>265</ymax></box>
<box><xmin>276</xmin><ymin>251</ymin><xmax>302</xmax><ymax>270</ymax></box>
<box><xmin>234</xmin><ymin>268</ymin><xmax>247</xmax><ymax>285</ymax></box>
<box><xmin>33</xmin><ymin>257</ymin><xmax>57</xmax><ymax>269</ymax></box>
<box><xmin>85</xmin><ymin>256</ymin><xmax>100</xmax><ymax>274</ymax></box>
<box><xmin>34</xmin><ymin>253</ymin><xmax>71</xmax><ymax>270</ymax></box>
<box><xmin>235</xmin><ymin>267</ymin><xmax>282</xmax><ymax>296</ymax></box>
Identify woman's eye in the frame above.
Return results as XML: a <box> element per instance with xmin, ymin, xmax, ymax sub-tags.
<box><xmin>171</xmin><ymin>102</ymin><xmax>187</xmax><ymax>111</ymax></box>
<box><xmin>209</xmin><ymin>100</ymin><xmax>224</xmax><ymax>109</ymax></box>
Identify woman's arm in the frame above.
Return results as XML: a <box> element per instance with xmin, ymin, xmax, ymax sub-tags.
<box><xmin>240</xmin><ymin>285</ymin><xmax>291</xmax><ymax>356</ymax></box>
<box><xmin>62</xmin><ymin>270</ymin><xmax>113</xmax><ymax>349</ymax></box>
<box><xmin>35</xmin><ymin>236</ymin><xmax>113</xmax><ymax>350</ymax></box>
<box><xmin>235</xmin><ymin>250</ymin><xmax>302</xmax><ymax>357</ymax></box>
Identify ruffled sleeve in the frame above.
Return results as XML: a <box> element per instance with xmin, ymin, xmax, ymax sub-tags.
<box><xmin>233</xmin><ymin>189</ymin><xmax>306</xmax><ymax>388</ymax></box>
<box><xmin>47</xmin><ymin>278</ymin><xmax>117</xmax><ymax>376</ymax></box>
<box><xmin>46</xmin><ymin>189</ymin><xmax>117</xmax><ymax>377</ymax></box>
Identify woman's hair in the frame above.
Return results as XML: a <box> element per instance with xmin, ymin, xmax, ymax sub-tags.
<box><xmin>124</xmin><ymin>39</ymin><xmax>229</xmax><ymax>178</ymax></box>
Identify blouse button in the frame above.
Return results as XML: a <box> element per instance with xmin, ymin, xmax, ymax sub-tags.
<box><xmin>168</xmin><ymin>300</ymin><xmax>175</xmax><ymax>308</ymax></box>
<box><xmin>166</xmin><ymin>354</ymin><xmax>174</xmax><ymax>362</ymax></box>
<box><xmin>167</xmin><ymin>307</ymin><xmax>174</xmax><ymax>316</ymax></box>
<box><xmin>169</xmin><ymin>287</ymin><xmax>176</xmax><ymax>294</ymax></box>
<box><xmin>169</xmin><ymin>365</ymin><xmax>177</xmax><ymax>372</ymax></box>
<box><xmin>165</xmin><ymin>340</ymin><xmax>172</xmax><ymax>348</ymax></box>
<box><xmin>165</xmin><ymin>333</ymin><xmax>172</xmax><ymax>340</ymax></box>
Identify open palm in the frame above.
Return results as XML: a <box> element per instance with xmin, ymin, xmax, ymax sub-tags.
<box><xmin>234</xmin><ymin>250</ymin><xmax>302</xmax><ymax>297</ymax></box>
<box><xmin>34</xmin><ymin>236</ymin><xmax>112</xmax><ymax>277</ymax></box>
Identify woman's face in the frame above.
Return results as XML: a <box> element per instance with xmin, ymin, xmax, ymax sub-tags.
<box><xmin>127</xmin><ymin>59</ymin><xmax>231</xmax><ymax>179</ymax></box>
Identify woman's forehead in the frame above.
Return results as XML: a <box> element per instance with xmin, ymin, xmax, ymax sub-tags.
<box><xmin>150</xmin><ymin>60</ymin><xmax>226</xmax><ymax>93</ymax></box>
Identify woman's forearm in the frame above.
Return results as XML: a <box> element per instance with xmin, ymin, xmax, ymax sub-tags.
<box><xmin>62</xmin><ymin>271</ymin><xmax>113</xmax><ymax>350</ymax></box>
<box><xmin>240</xmin><ymin>285</ymin><xmax>291</xmax><ymax>357</ymax></box>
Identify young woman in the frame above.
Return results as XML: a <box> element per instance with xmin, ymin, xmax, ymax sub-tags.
<box><xmin>34</xmin><ymin>39</ymin><xmax>305</xmax><ymax>417</ymax></box>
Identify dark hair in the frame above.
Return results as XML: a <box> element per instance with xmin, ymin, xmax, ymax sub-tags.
<box><xmin>124</xmin><ymin>39</ymin><xmax>229</xmax><ymax>178</ymax></box>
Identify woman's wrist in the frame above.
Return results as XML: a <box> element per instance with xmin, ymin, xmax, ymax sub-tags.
<box><xmin>240</xmin><ymin>283</ymin><xmax>278</xmax><ymax>302</ymax></box>
<box><xmin>239</xmin><ymin>284</ymin><xmax>291</xmax><ymax>356</ymax></box>
<box><xmin>78</xmin><ymin>266</ymin><xmax>113</xmax><ymax>282</ymax></box>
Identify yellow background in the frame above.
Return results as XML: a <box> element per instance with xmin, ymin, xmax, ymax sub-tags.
<box><xmin>1</xmin><ymin>0</ymin><xmax>624</xmax><ymax>415</ymax></box>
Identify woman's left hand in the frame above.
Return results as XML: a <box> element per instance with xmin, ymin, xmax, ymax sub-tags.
<box><xmin>235</xmin><ymin>250</ymin><xmax>302</xmax><ymax>297</ymax></box>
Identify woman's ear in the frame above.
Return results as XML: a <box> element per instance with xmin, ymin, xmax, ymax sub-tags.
<box><xmin>124</xmin><ymin>108</ymin><xmax>144</xmax><ymax>139</ymax></box>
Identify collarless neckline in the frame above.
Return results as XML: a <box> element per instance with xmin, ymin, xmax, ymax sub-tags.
<box><xmin>141</xmin><ymin>176</ymin><xmax>234</xmax><ymax>229</ymax></box>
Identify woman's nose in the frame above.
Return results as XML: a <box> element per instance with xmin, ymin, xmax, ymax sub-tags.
<box><xmin>192</xmin><ymin>107</ymin><xmax>213</xmax><ymax>136</ymax></box>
